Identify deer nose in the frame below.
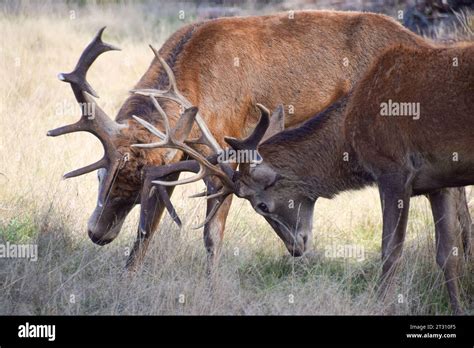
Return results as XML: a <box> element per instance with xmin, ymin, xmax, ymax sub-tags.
<box><xmin>288</xmin><ymin>234</ymin><xmax>308</xmax><ymax>257</ymax></box>
<box><xmin>88</xmin><ymin>228</ymin><xmax>113</xmax><ymax>246</ymax></box>
<box><xmin>291</xmin><ymin>248</ymin><xmax>304</xmax><ymax>257</ymax></box>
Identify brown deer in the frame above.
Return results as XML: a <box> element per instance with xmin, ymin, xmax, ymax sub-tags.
<box><xmin>136</xmin><ymin>42</ymin><xmax>473</xmax><ymax>313</ymax></box>
<box><xmin>47</xmin><ymin>11</ymin><xmax>472</xmax><ymax>272</ymax></box>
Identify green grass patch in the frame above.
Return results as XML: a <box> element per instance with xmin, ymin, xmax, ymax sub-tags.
<box><xmin>0</xmin><ymin>217</ymin><xmax>37</xmax><ymax>244</ymax></box>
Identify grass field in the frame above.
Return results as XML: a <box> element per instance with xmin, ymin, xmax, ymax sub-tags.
<box><xmin>0</xmin><ymin>1</ymin><xmax>473</xmax><ymax>315</ymax></box>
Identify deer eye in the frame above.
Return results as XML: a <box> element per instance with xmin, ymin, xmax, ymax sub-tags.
<box><xmin>257</xmin><ymin>202</ymin><xmax>269</xmax><ymax>213</ymax></box>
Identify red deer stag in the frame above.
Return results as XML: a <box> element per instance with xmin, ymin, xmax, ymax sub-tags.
<box><xmin>48</xmin><ymin>11</ymin><xmax>471</xmax><ymax>272</ymax></box>
<box><xmin>137</xmin><ymin>43</ymin><xmax>473</xmax><ymax>313</ymax></box>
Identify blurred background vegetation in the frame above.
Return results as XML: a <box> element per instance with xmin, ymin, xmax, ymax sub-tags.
<box><xmin>2</xmin><ymin>0</ymin><xmax>473</xmax><ymax>40</ymax></box>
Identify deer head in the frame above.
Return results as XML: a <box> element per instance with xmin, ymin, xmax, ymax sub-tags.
<box><xmin>135</xmin><ymin>104</ymin><xmax>315</xmax><ymax>257</ymax></box>
<box><xmin>48</xmin><ymin>28</ymin><xmax>202</xmax><ymax>245</ymax></box>
<box><xmin>47</xmin><ymin>27</ymin><xmax>134</xmax><ymax>245</ymax></box>
<box><xmin>226</xmin><ymin>105</ymin><xmax>315</xmax><ymax>257</ymax></box>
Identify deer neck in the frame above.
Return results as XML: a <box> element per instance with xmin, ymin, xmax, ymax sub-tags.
<box><xmin>308</xmin><ymin>125</ymin><xmax>373</xmax><ymax>199</ymax></box>
<box><xmin>262</xmin><ymin>96</ymin><xmax>373</xmax><ymax>199</ymax></box>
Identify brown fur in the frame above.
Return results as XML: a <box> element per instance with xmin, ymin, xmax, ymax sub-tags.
<box><xmin>346</xmin><ymin>43</ymin><xmax>474</xmax><ymax>182</ymax></box>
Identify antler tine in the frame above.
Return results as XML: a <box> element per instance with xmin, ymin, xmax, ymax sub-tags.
<box><xmin>152</xmin><ymin>165</ymin><xmax>206</xmax><ymax>186</ymax></box>
<box><xmin>149</xmin><ymin>96</ymin><xmax>171</xmax><ymax>135</ymax></box>
<box><xmin>131</xmin><ymin>116</ymin><xmax>166</xmax><ymax>146</ymax></box>
<box><xmin>130</xmin><ymin>46</ymin><xmax>188</xmax><ymax>107</ymax></box>
<box><xmin>189</xmin><ymin>190</ymin><xmax>208</xmax><ymax>198</ymax></box>
<box><xmin>130</xmin><ymin>88</ymin><xmax>180</xmax><ymax>106</ymax></box>
<box><xmin>191</xmin><ymin>201</ymin><xmax>221</xmax><ymax>230</ymax></box>
<box><xmin>51</xmin><ymin>26</ymin><xmax>122</xmax><ymax>136</ymax></box>
<box><xmin>63</xmin><ymin>157</ymin><xmax>108</xmax><ymax>179</ymax></box>
<box><xmin>130</xmin><ymin>96</ymin><xmax>170</xmax><ymax>143</ymax></box>
<box><xmin>150</xmin><ymin>45</ymin><xmax>188</xmax><ymax>104</ymax></box>
<box><xmin>59</xmin><ymin>26</ymin><xmax>120</xmax><ymax>100</ymax></box>
<box><xmin>131</xmin><ymin>114</ymin><xmax>166</xmax><ymax>140</ymax></box>
<box><xmin>156</xmin><ymin>185</ymin><xmax>182</xmax><ymax>227</ymax></box>
<box><xmin>139</xmin><ymin>175</ymin><xmax>184</xmax><ymax>232</ymax></box>
<box><xmin>152</xmin><ymin>47</ymin><xmax>178</xmax><ymax>91</ymax></box>
<box><xmin>202</xmin><ymin>187</ymin><xmax>233</xmax><ymax>200</ymax></box>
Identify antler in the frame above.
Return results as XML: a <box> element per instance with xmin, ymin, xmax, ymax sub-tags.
<box><xmin>47</xmin><ymin>27</ymin><xmax>127</xmax><ymax>204</ymax></box>
<box><xmin>130</xmin><ymin>46</ymin><xmax>235</xmax><ymax>190</ymax></box>
<box><xmin>127</xmin><ymin>47</ymin><xmax>235</xmax><ymax>227</ymax></box>
<box><xmin>131</xmin><ymin>45</ymin><xmax>221</xmax><ymax>153</ymax></box>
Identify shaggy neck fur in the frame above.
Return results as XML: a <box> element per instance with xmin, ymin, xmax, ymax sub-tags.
<box><xmin>260</xmin><ymin>96</ymin><xmax>374</xmax><ymax>199</ymax></box>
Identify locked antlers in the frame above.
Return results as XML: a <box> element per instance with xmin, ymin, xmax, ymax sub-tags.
<box><xmin>135</xmin><ymin>96</ymin><xmax>283</xmax><ymax>228</ymax></box>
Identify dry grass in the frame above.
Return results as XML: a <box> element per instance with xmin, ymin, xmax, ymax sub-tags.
<box><xmin>0</xmin><ymin>1</ymin><xmax>472</xmax><ymax>315</ymax></box>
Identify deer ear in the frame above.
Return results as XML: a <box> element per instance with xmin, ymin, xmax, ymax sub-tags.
<box><xmin>172</xmin><ymin>107</ymin><xmax>198</xmax><ymax>142</ymax></box>
<box><xmin>261</xmin><ymin>104</ymin><xmax>285</xmax><ymax>143</ymax></box>
<box><xmin>250</xmin><ymin>163</ymin><xmax>280</xmax><ymax>187</ymax></box>
<box><xmin>224</xmin><ymin>109</ymin><xmax>270</xmax><ymax>151</ymax></box>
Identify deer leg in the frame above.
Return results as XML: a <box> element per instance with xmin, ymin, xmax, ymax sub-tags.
<box><xmin>203</xmin><ymin>177</ymin><xmax>234</xmax><ymax>275</ymax></box>
<box><xmin>428</xmin><ymin>189</ymin><xmax>463</xmax><ymax>315</ymax></box>
<box><xmin>125</xmin><ymin>172</ymin><xmax>179</xmax><ymax>271</ymax></box>
<box><xmin>451</xmin><ymin>187</ymin><xmax>472</xmax><ymax>262</ymax></box>
<box><xmin>377</xmin><ymin>173</ymin><xmax>411</xmax><ymax>299</ymax></box>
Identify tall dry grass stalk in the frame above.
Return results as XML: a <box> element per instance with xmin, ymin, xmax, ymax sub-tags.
<box><xmin>0</xmin><ymin>1</ymin><xmax>472</xmax><ymax>315</ymax></box>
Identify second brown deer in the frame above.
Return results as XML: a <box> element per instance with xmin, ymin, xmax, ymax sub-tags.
<box><xmin>135</xmin><ymin>42</ymin><xmax>474</xmax><ymax>313</ymax></box>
